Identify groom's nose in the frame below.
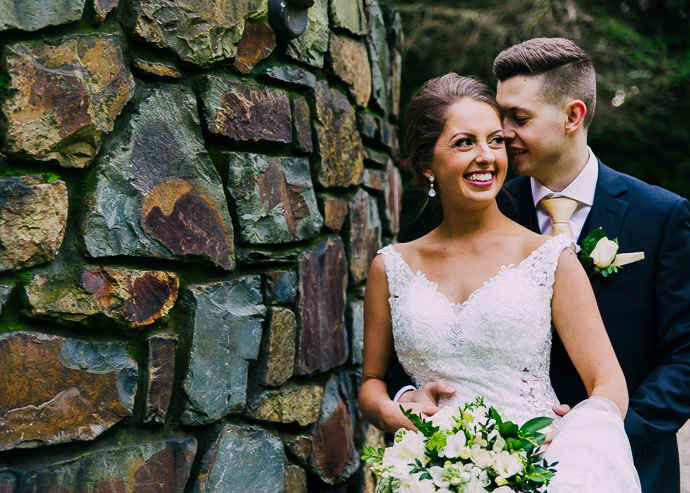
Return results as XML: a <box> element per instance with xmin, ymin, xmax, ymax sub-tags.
<box><xmin>503</xmin><ymin>127</ymin><xmax>517</xmax><ymax>142</ymax></box>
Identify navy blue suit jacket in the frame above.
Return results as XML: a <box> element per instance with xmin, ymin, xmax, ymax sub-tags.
<box><xmin>386</xmin><ymin>160</ymin><xmax>690</xmax><ymax>492</ymax></box>
<box><xmin>499</xmin><ymin>161</ymin><xmax>690</xmax><ymax>492</ymax></box>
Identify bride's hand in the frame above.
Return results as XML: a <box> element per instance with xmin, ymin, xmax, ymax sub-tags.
<box><xmin>553</xmin><ymin>403</ymin><xmax>571</xmax><ymax>416</ymax></box>
<box><xmin>398</xmin><ymin>381</ymin><xmax>456</xmax><ymax>408</ymax></box>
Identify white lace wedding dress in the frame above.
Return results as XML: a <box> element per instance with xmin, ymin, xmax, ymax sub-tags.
<box><xmin>379</xmin><ymin>235</ymin><xmax>641</xmax><ymax>492</ymax></box>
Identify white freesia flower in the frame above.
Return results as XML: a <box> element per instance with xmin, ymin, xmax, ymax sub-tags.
<box><xmin>398</xmin><ymin>473</ymin><xmax>436</xmax><ymax>493</ymax></box>
<box><xmin>428</xmin><ymin>466</ymin><xmax>450</xmax><ymax>488</ymax></box>
<box><xmin>392</xmin><ymin>430</ymin><xmax>429</xmax><ymax>466</ymax></box>
<box><xmin>494</xmin><ymin>486</ymin><xmax>514</xmax><ymax>493</ymax></box>
<box><xmin>439</xmin><ymin>431</ymin><xmax>466</xmax><ymax>458</ymax></box>
<box><xmin>492</xmin><ymin>436</ymin><xmax>506</xmax><ymax>453</ymax></box>
<box><xmin>470</xmin><ymin>444</ymin><xmax>494</xmax><ymax>469</ymax></box>
<box><xmin>591</xmin><ymin>237</ymin><xmax>618</xmax><ymax>268</ymax></box>
<box><xmin>493</xmin><ymin>450</ymin><xmax>522</xmax><ymax>479</ymax></box>
<box><xmin>381</xmin><ymin>447</ymin><xmax>413</xmax><ymax>479</ymax></box>
<box><xmin>428</xmin><ymin>405</ymin><xmax>461</xmax><ymax>431</ymax></box>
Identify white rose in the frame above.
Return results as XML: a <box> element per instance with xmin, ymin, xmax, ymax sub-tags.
<box><xmin>591</xmin><ymin>238</ymin><xmax>619</xmax><ymax>268</ymax></box>
<box><xmin>493</xmin><ymin>450</ymin><xmax>522</xmax><ymax>479</ymax></box>
<box><xmin>428</xmin><ymin>405</ymin><xmax>461</xmax><ymax>431</ymax></box>
<box><xmin>470</xmin><ymin>444</ymin><xmax>494</xmax><ymax>469</ymax></box>
<box><xmin>439</xmin><ymin>431</ymin><xmax>466</xmax><ymax>458</ymax></box>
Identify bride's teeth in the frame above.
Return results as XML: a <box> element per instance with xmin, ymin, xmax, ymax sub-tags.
<box><xmin>467</xmin><ymin>173</ymin><xmax>492</xmax><ymax>182</ymax></box>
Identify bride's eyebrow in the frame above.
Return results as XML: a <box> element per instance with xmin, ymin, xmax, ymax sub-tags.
<box><xmin>448</xmin><ymin>131</ymin><xmax>474</xmax><ymax>142</ymax></box>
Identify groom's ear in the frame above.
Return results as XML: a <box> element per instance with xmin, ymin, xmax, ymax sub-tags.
<box><xmin>564</xmin><ymin>100</ymin><xmax>587</xmax><ymax>134</ymax></box>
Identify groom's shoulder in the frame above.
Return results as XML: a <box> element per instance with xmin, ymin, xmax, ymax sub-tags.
<box><xmin>599</xmin><ymin>162</ymin><xmax>685</xmax><ymax>210</ymax></box>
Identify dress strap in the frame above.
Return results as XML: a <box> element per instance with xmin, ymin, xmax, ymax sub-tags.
<box><xmin>521</xmin><ymin>235</ymin><xmax>578</xmax><ymax>290</ymax></box>
<box><xmin>378</xmin><ymin>245</ymin><xmax>414</xmax><ymax>298</ymax></box>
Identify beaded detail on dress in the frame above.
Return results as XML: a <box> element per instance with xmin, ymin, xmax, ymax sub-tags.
<box><xmin>378</xmin><ymin>235</ymin><xmax>574</xmax><ymax>425</ymax></box>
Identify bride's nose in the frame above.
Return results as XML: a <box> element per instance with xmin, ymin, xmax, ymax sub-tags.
<box><xmin>475</xmin><ymin>144</ymin><xmax>496</xmax><ymax>165</ymax></box>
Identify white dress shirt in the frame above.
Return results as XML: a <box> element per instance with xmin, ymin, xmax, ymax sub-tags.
<box><xmin>531</xmin><ymin>147</ymin><xmax>599</xmax><ymax>241</ymax></box>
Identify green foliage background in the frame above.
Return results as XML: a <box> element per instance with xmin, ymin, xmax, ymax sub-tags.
<box><xmin>387</xmin><ymin>0</ymin><xmax>690</xmax><ymax>241</ymax></box>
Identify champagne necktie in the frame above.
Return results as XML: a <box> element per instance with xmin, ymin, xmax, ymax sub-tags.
<box><xmin>540</xmin><ymin>196</ymin><xmax>579</xmax><ymax>239</ymax></box>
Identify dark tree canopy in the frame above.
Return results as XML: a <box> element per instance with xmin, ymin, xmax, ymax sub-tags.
<box><xmin>389</xmin><ymin>0</ymin><xmax>690</xmax><ymax>240</ymax></box>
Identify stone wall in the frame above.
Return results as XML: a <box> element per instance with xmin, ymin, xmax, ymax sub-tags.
<box><xmin>0</xmin><ymin>0</ymin><xmax>401</xmax><ymax>491</ymax></box>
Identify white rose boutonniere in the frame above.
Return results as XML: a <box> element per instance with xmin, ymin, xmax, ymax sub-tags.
<box><xmin>580</xmin><ymin>227</ymin><xmax>645</xmax><ymax>277</ymax></box>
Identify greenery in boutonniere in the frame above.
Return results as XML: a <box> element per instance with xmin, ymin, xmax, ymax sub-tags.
<box><xmin>579</xmin><ymin>228</ymin><xmax>620</xmax><ymax>277</ymax></box>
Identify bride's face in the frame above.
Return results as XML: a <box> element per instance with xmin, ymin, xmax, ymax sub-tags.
<box><xmin>426</xmin><ymin>98</ymin><xmax>507</xmax><ymax>206</ymax></box>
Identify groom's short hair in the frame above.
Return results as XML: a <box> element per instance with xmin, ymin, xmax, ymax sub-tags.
<box><xmin>493</xmin><ymin>38</ymin><xmax>596</xmax><ymax>128</ymax></box>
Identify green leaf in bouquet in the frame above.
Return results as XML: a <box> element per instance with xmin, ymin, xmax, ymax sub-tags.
<box><xmin>401</xmin><ymin>405</ymin><xmax>438</xmax><ymax>436</ymax></box>
<box><xmin>425</xmin><ymin>431</ymin><xmax>449</xmax><ymax>455</ymax></box>
<box><xmin>361</xmin><ymin>445</ymin><xmax>385</xmax><ymax>464</ymax></box>
<box><xmin>498</xmin><ymin>421</ymin><xmax>519</xmax><ymax>438</ymax></box>
<box><xmin>506</xmin><ymin>437</ymin><xmax>529</xmax><ymax>452</ymax></box>
<box><xmin>519</xmin><ymin>416</ymin><xmax>554</xmax><ymax>437</ymax></box>
<box><xmin>490</xmin><ymin>407</ymin><xmax>504</xmax><ymax>424</ymax></box>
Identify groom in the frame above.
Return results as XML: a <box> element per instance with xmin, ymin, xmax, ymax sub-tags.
<box><xmin>385</xmin><ymin>38</ymin><xmax>690</xmax><ymax>492</ymax></box>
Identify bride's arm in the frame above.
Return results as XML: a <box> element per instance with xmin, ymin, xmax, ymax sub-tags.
<box><xmin>552</xmin><ymin>248</ymin><xmax>629</xmax><ymax>417</ymax></box>
<box><xmin>359</xmin><ymin>254</ymin><xmax>441</xmax><ymax>433</ymax></box>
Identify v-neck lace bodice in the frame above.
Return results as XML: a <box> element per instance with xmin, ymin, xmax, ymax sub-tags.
<box><xmin>379</xmin><ymin>235</ymin><xmax>574</xmax><ymax>424</ymax></box>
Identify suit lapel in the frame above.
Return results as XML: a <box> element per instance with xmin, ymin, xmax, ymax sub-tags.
<box><xmin>580</xmin><ymin>162</ymin><xmax>630</xmax><ymax>296</ymax></box>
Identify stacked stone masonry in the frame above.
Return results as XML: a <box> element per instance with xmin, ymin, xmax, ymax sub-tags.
<box><xmin>0</xmin><ymin>0</ymin><xmax>400</xmax><ymax>490</ymax></box>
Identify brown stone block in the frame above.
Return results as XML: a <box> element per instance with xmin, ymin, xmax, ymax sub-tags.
<box><xmin>385</xmin><ymin>159</ymin><xmax>402</xmax><ymax>235</ymax></box>
<box><xmin>1</xmin><ymin>34</ymin><xmax>134</xmax><ymax>168</ymax></box>
<box><xmin>23</xmin><ymin>267</ymin><xmax>179</xmax><ymax>329</ymax></box>
<box><xmin>322</xmin><ymin>195</ymin><xmax>349</xmax><ymax>232</ymax></box>
<box><xmin>0</xmin><ymin>332</ymin><xmax>137</xmax><ymax>451</ymax></box>
<box><xmin>145</xmin><ymin>335</ymin><xmax>178</xmax><ymax>424</ymax></box>
<box><xmin>246</xmin><ymin>384</ymin><xmax>324</xmax><ymax>426</ymax></box>
<box><xmin>310</xmin><ymin>377</ymin><xmax>358</xmax><ymax>484</ymax></box>
<box><xmin>363</xmin><ymin>168</ymin><xmax>385</xmax><ymax>192</ymax></box>
<box><xmin>348</xmin><ymin>189</ymin><xmax>381</xmax><ymax>284</ymax></box>
<box><xmin>142</xmin><ymin>180</ymin><xmax>235</xmax><ymax>269</ymax></box>
<box><xmin>234</xmin><ymin>22</ymin><xmax>276</xmax><ymax>74</ymax></box>
<box><xmin>296</xmin><ymin>238</ymin><xmax>348</xmax><ymax>374</ymax></box>
<box><xmin>285</xmin><ymin>465</ymin><xmax>307</xmax><ymax>493</ymax></box>
<box><xmin>327</xmin><ymin>34</ymin><xmax>372</xmax><ymax>107</ymax></box>
<box><xmin>292</xmin><ymin>94</ymin><xmax>313</xmax><ymax>153</ymax></box>
<box><xmin>132</xmin><ymin>58</ymin><xmax>182</xmax><ymax>79</ymax></box>
<box><xmin>0</xmin><ymin>176</ymin><xmax>68</xmax><ymax>272</ymax></box>
<box><xmin>287</xmin><ymin>435</ymin><xmax>313</xmax><ymax>463</ymax></box>
<box><xmin>126</xmin><ymin>0</ymin><xmax>263</xmax><ymax>67</ymax></box>
<box><xmin>93</xmin><ymin>0</ymin><xmax>118</xmax><ymax>22</ymax></box>
<box><xmin>256</xmin><ymin>307</ymin><xmax>296</xmax><ymax>387</ymax></box>
<box><xmin>203</xmin><ymin>76</ymin><xmax>292</xmax><ymax>144</ymax></box>
<box><xmin>0</xmin><ymin>438</ymin><xmax>196</xmax><ymax>492</ymax></box>
<box><xmin>313</xmin><ymin>81</ymin><xmax>365</xmax><ymax>187</ymax></box>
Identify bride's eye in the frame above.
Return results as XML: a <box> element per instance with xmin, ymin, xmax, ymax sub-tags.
<box><xmin>489</xmin><ymin>136</ymin><xmax>505</xmax><ymax>147</ymax></box>
<box><xmin>454</xmin><ymin>138</ymin><xmax>473</xmax><ymax>148</ymax></box>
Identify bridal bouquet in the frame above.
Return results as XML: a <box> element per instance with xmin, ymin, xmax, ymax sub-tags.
<box><xmin>363</xmin><ymin>397</ymin><xmax>557</xmax><ymax>493</ymax></box>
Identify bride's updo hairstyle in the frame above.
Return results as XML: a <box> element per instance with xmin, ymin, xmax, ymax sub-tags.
<box><xmin>404</xmin><ymin>73</ymin><xmax>501</xmax><ymax>194</ymax></box>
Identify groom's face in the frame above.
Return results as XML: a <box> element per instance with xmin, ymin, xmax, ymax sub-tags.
<box><xmin>496</xmin><ymin>75</ymin><xmax>570</xmax><ymax>185</ymax></box>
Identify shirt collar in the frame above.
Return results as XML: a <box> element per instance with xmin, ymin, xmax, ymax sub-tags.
<box><xmin>530</xmin><ymin>146</ymin><xmax>599</xmax><ymax>207</ymax></box>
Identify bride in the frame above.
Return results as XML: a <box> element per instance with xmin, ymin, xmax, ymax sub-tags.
<box><xmin>358</xmin><ymin>73</ymin><xmax>641</xmax><ymax>491</ymax></box>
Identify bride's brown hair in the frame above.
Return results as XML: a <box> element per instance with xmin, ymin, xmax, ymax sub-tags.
<box><xmin>404</xmin><ymin>73</ymin><xmax>501</xmax><ymax>195</ymax></box>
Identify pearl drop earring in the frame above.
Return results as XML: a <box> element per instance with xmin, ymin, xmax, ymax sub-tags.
<box><xmin>428</xmin><ymin>175</ymin><xmax>436</xmax><ymax>197</ymax></box>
